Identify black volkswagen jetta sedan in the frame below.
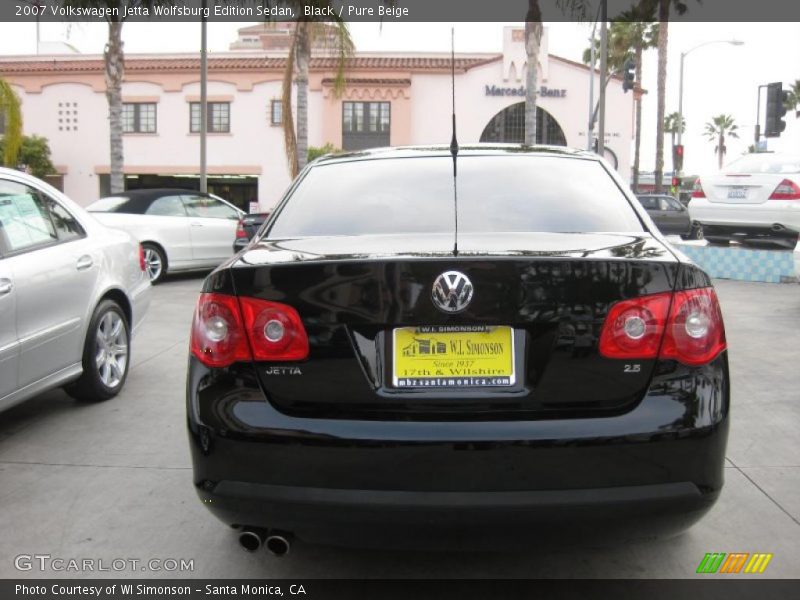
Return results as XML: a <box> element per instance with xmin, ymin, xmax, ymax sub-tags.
<box><xmin>187</xmin><ymin>145</ymin><xmax>729</xmax><ymax>553</ymax></box>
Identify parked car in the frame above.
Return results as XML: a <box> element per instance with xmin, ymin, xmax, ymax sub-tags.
<box><xmin>689</xmin><ymin>153</ymin><xmax>800</xmax><ymax>248</ymax></box>
<box><xmin>0</xmin><ymin>168</ymin><xmax>151</xmax><ymax>412</ymax></box>
<box><xmin>87</xmin><ymin>189</ymin><xmax>245</xmax><ymax>283</ymax></box>
<box><xmin>187</xmin><ymin>145</ymin><xmax>729</xmax><ymax>553</ymax></box>
<box><xmin>636</xmin><ymin>193</ymin><xmax>701</xmax><ymax>239</ymax></box>
<box><xmin>233</xmin><ymin>212</ymin><xmax>270</xmax><ymax>253</ymax></box>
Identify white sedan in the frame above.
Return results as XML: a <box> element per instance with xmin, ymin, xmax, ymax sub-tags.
<box><xmin>689</xmin><ymin>153</ymin><xmax>800</xmax><ymax>249</ymax></box>
<box><xmin>87</xmin><ymin>189</ymin><xmax>245</xmax><ymax>283</ymax></box>
<box><xmin>0</xmin><ymin>167</ymin><xmax>151</xmax><ymax>411</ymax></box>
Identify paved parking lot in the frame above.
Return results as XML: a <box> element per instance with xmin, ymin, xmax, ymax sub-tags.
<box><xmin>0</xmin><ymin>276</ymin><xmax>798</xmax><ymax>579</ymax></box>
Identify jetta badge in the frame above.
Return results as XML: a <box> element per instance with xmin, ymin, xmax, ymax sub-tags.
<box><xmin>432</xmin><ymin>271</ymin><xmax>473</xmax><ymax>313</ymax></box>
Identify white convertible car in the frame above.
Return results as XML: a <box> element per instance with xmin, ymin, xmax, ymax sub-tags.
<box><xmin>689</xmin><ymin>153</ymin><xmax>800</xmax><ymax>249</ymax></box>
<box><xmin>87</xmin><ymin>189</ymin><xmax>245</xmax><ymax>283</ymax></box>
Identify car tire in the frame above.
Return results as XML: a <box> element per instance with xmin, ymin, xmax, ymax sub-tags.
<box><xmin>142</xmin><ymin>243</ymin><xmax>167</xmax><ymax>284</ymax></box>
<box><xmin>64</xmin><ymin>300</ymin><xmax>130</xmax><ymax>402</ymax></box>
<box><xmin>681</xmin><ymin>222</ymin><xmax>703</xmax><ymax>241</ymax></box>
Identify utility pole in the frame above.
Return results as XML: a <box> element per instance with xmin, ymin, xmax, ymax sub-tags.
<box><xmin>597</xmin><ymin>0</ymin><xmax>607</xmax><ymax>157</ymax></box>
<box><xmin>199</xmin><ymin>0</ymin><xmax>208</xmax><ymax>194</ymax></box>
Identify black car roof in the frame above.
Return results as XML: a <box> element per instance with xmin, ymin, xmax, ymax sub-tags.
<box><xmin>312</xmin><ymin>144</ymin><xmax>598</xmax><ymax>166</ymax></box>
<box><xmin>98</xmin><ymin>188</ymin><xmax>208</xmax><ymax>214</ymax></box>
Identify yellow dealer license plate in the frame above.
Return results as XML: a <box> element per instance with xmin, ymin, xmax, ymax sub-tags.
<box><xmin>392</xmin><ymin>326</ymin><xmax>515</xmax><ymax>388</ymax></box>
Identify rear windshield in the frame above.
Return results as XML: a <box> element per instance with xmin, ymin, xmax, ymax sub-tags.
<box><xmin>86</xmin><ymin>196</ymin><xmax>131</xmax><ymax>212</ymax></box>
<box><xmin>725</xmin><ymin>155</ymin><xmax>800</xmax><ymax>175</ymax></box>
<box><xmin>267</xmin><ymin>155</ymin><xmax>644</xmax><ymax>238</ymax></box>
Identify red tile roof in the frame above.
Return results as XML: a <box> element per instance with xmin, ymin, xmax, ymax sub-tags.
<box><xmin>0</xmin><ymin>54</ymin><xmax>502</xmax><ymax>75</ymax></box>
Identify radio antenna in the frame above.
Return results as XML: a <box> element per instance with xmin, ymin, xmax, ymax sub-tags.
<box><xmin>450</xmin><ymin>27</ymin><xmax>459</xmax><ymax>257</ymax></box>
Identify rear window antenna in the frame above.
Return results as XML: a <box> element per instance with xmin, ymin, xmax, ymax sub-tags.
<box><xmin>450</xmin><ymin>27</ymin><xmax>459</xmax><ymax>257</ymax></box>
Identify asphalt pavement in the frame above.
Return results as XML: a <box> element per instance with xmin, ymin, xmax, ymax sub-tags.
<box><xmin>0</xmin><ymin>275</ymin><xmax>798</xmax><ymax>578</ymax></box>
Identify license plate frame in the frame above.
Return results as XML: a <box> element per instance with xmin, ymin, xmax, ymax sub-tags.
<box><xmin>391</xmin><ymin>325</ymin><xmax>516</xmax><ymax>389</ymax></box>
<box><xmin>727</xmin><ymin>187</ymin><xmax>748</xmax><ymax>199</ymax></box>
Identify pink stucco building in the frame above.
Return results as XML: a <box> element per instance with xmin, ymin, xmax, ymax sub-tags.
<box><xmin>0</xmin><ymin>25</ymin><xmax>635</xmax><ymax>211</ymax></box>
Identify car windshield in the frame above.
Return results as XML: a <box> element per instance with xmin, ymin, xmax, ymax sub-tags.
<box><xmin>724</xmin><ymin>155</ymin><xmax>800</xmax><ymax>175</ymax></box>
<box><xmin>267</xmin><ymin>155</ymin><xmax>644</xmax><ymax>238</ymax></box>
<box><xmin>86</xmin><ymin>196</ymin><xmax>130</xmax><ymax>212</ymax></box>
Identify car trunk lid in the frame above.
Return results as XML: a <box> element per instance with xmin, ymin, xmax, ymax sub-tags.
<box><xmin>704</xmin><ymin>173</ymin><xmax>783</xmax><ymax>205</ymax></box>
<box><xmin>231</xmin><ymin>233</ymin><xmax>680</xmax><ymax>419</ymax></box>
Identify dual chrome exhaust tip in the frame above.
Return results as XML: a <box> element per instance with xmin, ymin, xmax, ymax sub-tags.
<box><xmin>238</xmin><ymin>528</ymin><xmax>292</xmax><ymax>557</ymax></box>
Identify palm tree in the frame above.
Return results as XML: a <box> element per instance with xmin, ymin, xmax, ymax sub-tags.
<box><xmin>785</xmin><ymin>79</ymin><xmax>800</xmax><ymax>118</ymax></box>
<box><xmin>704</xmin><ymin>114</ymin><xmax>739</xmax><ymax>170</ymax></box>
<box><xmin>281</xmin><ymin>20</ymin><xmax>353</xmax><ymax>178</ymax></box>
<box><xmin>64</xmin><ymin>2</ymin><xmax>165</xmax><ymax>194</ymax></box>
<box><xmin>664</xmin><ymin>110</ymin><xmax>686</xmax><ymax>171</ymax></box>
<box><xmin>524</xmin><ymin>1</ymin><xmax>588</xmax><ymax>146</ymax></box>
<box><xmin>0</xmin><ymin>78</ymin><xmax>23</xmax><ymax>167</ymax></box>
<box><xmin>664</xmin><ymin>111</ymin><xmax>686</xmax><ymax>148</ymax></box>
<box><xmin>652</xmin><ymin>0</ymin><xmax>694</xmax><ymax>193</ymax></box>
<box><xmin>583</xmin><ymin>17</ymin><xmax>657</xmax><ymax>192</ymax></box>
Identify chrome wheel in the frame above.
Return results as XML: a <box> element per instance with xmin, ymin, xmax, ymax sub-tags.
<box><xmin>144</xmin><ymin>247</ymin><xmax>163</xmax><ymax>281</ymax></box>
<box><xmin>95</xmin><ymin>311</ymin><xmax>128</xmax><ymax>389</ymax></box>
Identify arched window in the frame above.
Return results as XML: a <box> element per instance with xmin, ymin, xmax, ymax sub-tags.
<box><xmin>480</xmin><ymin>102</ymin><xmax>567</xmax><ymax>146</ymax></box>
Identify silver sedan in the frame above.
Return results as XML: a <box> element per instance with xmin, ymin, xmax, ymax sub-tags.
<box><xmin>0</xmin><ymin>168</ymin><xmax>151</xmax><ymax>411</ymax></box>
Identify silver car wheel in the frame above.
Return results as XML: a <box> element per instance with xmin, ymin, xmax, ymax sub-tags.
<box><xmin>144</xmin><ymin>247</ymin><xmax>162</xmax><ymax>281</ymax></box>
<box><xmin>95</xmin><ymin>311</ymin><xmax>128</xmax><ymax>389</ymax></box>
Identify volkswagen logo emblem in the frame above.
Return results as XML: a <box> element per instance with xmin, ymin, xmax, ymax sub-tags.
<box><xmin>432</xmin><ymin>271</ymin><xmax>474</xmax><ymax>314</ymax></box>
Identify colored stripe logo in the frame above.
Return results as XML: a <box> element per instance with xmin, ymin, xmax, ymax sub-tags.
<box><xmin>697</xmin><ymin>553</ymin><xmax>773</xmax><ymax>574</ymax></box>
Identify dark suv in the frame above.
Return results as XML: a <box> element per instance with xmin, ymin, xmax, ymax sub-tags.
<box><xmin>187</xmin><ymin>146</ymin><xmax>729</xmax><ymax>553</ymax></box>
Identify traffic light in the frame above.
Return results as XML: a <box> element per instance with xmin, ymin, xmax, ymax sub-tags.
<box><xmin>765</xmin><ymin>82</ymin><xmax>789</xmax><ymax>137</ymax></box>
<box><xmin>672</xmin><ymin>144</ymin><xmax>684</xmax><ymax>172</ymax></box>
<box><xmin>622</xmin><ymin>59</ymin><xmax>635</xmax><ymax>93</ymax></box>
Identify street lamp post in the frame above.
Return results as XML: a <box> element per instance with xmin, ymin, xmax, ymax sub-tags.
<box><xmin>677</xmin><ymin>39</ymin><xmax>744</xmax><ymax>177</ymax></box>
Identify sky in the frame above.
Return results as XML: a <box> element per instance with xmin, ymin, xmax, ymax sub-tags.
<box><xmin>0</xmin><ymin>20</ymin><xmax>798</xmax><ymax>177</ymax></box>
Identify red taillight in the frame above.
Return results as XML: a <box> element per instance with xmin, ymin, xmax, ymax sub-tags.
<box><xmin>190</xmin><ymin>293</ymin><xmax>309</xmax><ymax>367</ymax></box>
<box><xmin>138</xmin><ymin>244</ymin><xmax>146</xmax><ymax>272</ymax></box>
<box><xmin>190</xmin><ymin>294</ymin><xmax>251</xmax><ymax>368</ymax></box>
<box><xmin>599</xmin><ymin>292</ymin><xmax>671</xmax><ymax>359</ymax></box>
<box><xmin>660</xmin><ymin>288</ymin><xmax>726</xmax><ymax>366</ymax></box>
<box><xmin>238</xmin><ymin>297</ymin><xmax>309</xmax><ymax>361</ymax></box>
<box><xmin>768</xmin><ymin>179</ymin><xmax>800</xmax><ymax>200</ymax></box>
<box><xmin>235</xmin><ymin>220</ymin><xmax>248</xmax><ymax>238</ymax></box>
<box><xmin>691</xmin><ymin>178</ymin><xmax>706</xmax><ymax>198</ymax></box>
<box><xmin>600</xmin><ymin>287</ymin><xmax>726</xmax><ymax>366</ymax></box>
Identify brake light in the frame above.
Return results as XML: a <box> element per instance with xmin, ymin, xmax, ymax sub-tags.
<box><xmin>768</xmin><ymin>179</ymin><xmax>800</xmax><ymax>200</ymax></box>
<box><xmin>691</xmin><ymin>178</ymin><xmax>706</xmax><ymax>198</ymax></box>
<box><xmin>600</xmin><ymin>287</ymin><xmax>726</xmax><ymax>366</ymax></box>
<box><xmin>235</xmin><ymin>220</ymin><xmax>248</xmax><ymax>238</ymax></box>
<box><xmin>138</xmin><ymin>244</ymin><xmax>146</xmax><ymax>272</ymax></box>
<box><xmin>599</xmin><ymin>292</ymin><xmax>671</xmax><ymax>359</ymax></box>
<box><xmin>660</xmin><ymin>288</ymin><xmax>726</xmax><ymax>366</ymax></box>
<box><xmin>190</xmin><ymin>294</ymin><xmax>251</xmax><ymax>367</ymax></box>
<box><xmin>190</xmin><ymin>293</ymin><xmax>309</xmax><ymax>367</ymax></box>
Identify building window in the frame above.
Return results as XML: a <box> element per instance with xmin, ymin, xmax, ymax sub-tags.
<box><xmin>270</xmin><ymin>100</ymin><xmax>282</xmax><ymax>125</ymax></box>
<box><xmin>342</xmin><ymin>102</ymin><xmax>390</xmax><ymax>150</ymax></box>
<box><xmin>122</xmin><ymin>102</ymin><xmax>157</xmax><ymax>133</ymax></box>
<box><xmin>190</xmin><ymin>102</ymin><xmax>230</xmax><ymax>133</ymax></box>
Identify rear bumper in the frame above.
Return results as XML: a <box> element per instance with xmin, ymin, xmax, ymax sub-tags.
<box><xmin>187</xmin><ymin>354</ymin><xmax>730</xmax><ymax>545</ymax></box>
<box><xmin>129</xmin><ymin>273</ymin><xmax>152</xmax><ymax>337</ymax></box>
<box><xmin>202</xmin><ymin>480</ymin><xmax>717</xmax><ymax>547</ymax></box>
<box><xmin>690</xmin><ymin>200</ymin><xmax>800</xmax><ymax>236</ymax></box>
